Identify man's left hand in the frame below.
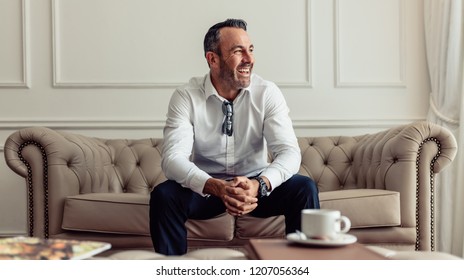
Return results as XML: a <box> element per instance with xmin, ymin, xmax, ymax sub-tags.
<box><xmin>223</xmin><ymin>176</ymin><xmax>259</xmax><ymax>216</ymax></box>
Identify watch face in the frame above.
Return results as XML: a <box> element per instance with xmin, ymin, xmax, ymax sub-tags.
<box><xmin>254</xmin><ymin>177</ymin><xmax>267</xmax><ymax>198</ymax></box>
<box><xmin>260</xmin><ymin>184</ymin><xmax>267</xmax><ymax>197</ymax></box>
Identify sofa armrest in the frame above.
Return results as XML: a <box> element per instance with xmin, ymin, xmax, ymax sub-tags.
<box><xmin>4</xmin><ymin>127</ymin><xmax>96</xmax><ymax>238</ymax></box>
<box><xmin>351</xmin><ymin>121</ymin><xmax>457</xmax><ymax>250</ymax></box>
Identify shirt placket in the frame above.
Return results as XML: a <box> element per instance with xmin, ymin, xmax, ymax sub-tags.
<box><xmin>225</xmin><ymin>134</ymin><xmax>235</xmax><ymax>175</ymax></box>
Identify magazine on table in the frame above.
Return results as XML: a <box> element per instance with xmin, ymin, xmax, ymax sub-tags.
<box><xmin>0</xmin><ymin>236</ymin><xmax>111</xmax><ymax>260</ymax></box>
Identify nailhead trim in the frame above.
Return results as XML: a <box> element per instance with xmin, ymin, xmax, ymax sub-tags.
<box><xmin>17</xmin><ymin>141</ymin><xmax>49</xmax><ymax>239</ymax></box>
<box><xmin>415</xmin><ymin>137</ymin><xmax>441</xmax><ymax>251</ymax></box>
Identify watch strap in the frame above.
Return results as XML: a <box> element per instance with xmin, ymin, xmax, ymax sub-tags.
<box><xmin>251</xmin><ymin>176</ymin><xmax>268</xmax><ymax>198</ymax></box>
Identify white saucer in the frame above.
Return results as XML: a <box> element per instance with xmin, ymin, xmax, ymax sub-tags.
<box><xmin>286</xmin><ymin>232</ymin><xmax>357</xmax><ymax>247</ymax></box>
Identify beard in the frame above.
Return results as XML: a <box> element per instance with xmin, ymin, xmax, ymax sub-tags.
<box><xmin>218</xmin><ymin>59</ymin><xmax>252</xmax><ymax>90</ymax></box>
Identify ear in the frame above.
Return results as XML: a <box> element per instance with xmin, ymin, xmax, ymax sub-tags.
<box><xmin>205</xmin><ymin>51</ymin><xmax>218</xmax><ymax>68</ymax></box>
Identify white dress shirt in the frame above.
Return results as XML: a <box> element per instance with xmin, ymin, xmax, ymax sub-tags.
<box><xmin>161</xmin><ymin>73</ymin><xmax>301</xmax><ymax>196</ymax></box>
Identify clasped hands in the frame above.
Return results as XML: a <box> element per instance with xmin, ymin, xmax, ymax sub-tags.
<box><xmin>204</xmin><ymin>176</ymin><xmax>260</xmax><ymax>216</ymax></box>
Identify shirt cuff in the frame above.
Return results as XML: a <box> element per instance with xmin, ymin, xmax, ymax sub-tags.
<box><xmin>260</xmin><ymin>168</ymin><xmax>284</xmax><ymax>193</ymax></box>
<box><xmin>187</xmin><ymin>172</ymin><xmax>212</xmax><ymax>197</ymax></box>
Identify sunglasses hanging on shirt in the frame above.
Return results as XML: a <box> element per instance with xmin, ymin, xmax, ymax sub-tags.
<box><xmin>222</xmin><ymin>101</ymin><xmax>234</xmax><ymax>136</ymax></box>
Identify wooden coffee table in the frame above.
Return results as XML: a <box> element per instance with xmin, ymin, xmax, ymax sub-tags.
<box><xmin>246</xmin><ymin>239</ymin><xmax>386</xmax><ymax>260</ymax></box>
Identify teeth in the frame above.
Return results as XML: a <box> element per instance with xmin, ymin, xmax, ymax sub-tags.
<box><xmin>238</xmin><ymin>68</ymin><xmax>250</xmax><ymax>73</ymax></box>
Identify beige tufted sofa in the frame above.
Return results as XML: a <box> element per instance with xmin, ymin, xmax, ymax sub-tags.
<box><xmin>3</xmin><ymin>121</ymin><xmax>457</xmax><ymax>253</ymax></box>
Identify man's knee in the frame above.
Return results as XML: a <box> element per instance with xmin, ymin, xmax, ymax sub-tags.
<box><xmin>150</xmin><ymin>180</ymin><xmax>178</xmax><ymax>206</ymax></box>
<box><xmin>287</xmin><ymin>175</ymin><xmax>318</xmax><ymax>196</ymax></box>
<box><xmin>302</xmin><ymin>176</ymin><xmax>318</xmax><ymax>196</ymax></box>
<box><xmin>287</xmin><ymin>175</ymin><xmax>320</xmax><ymax>209</ymax></box>
<box><xmin>298</xmin><ymin>175</ymin><xmax>320</xmax><ymax>209</ymax></box>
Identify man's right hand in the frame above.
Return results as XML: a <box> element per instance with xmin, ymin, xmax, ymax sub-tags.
<box><xmin>203</xmin><ymin>178</ymin><xmax>258</xmax><ymax>216</ymax></box>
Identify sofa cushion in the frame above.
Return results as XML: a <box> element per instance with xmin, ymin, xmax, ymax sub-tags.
<box><xmin>62</xmin><ymin>189</ymin><xmax>399</xmax><ymax>242</ymax></box>
<box><xmin>62</xmin><ymin>193</ymin><xmax>235</xmax><ymax>241</ymax></box>
<box><xmin>320</xmin><ymin>189</ymin><xmax>401</xmax><ymax>228</ymax></box>
<box><xmin>184</xmin><ymin>213</ymin><xmax>235</xmax><ymax>241</ymax></box>
<box><xmin>62</xmin><ymin>193</ymin><xmax>150</xmax><ymax>236</ymax></box>
<box><xmin>235</xmin><ymin>215</ymin><xmax>285</xmax><ymax>239</ymax></box>
<box><xmin>221</xmin><ymin>189</ymin><xmax>400</xmax><ymax>239</ymax></box>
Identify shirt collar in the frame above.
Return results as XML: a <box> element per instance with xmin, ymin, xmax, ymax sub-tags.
<box><xmin>204</xmin><ymin>73</ymin><xmax>218</xmax><ymax>100</ymax></box>
<box><xmin>204</xmin><ymin>72</ymin><xmax>251</xmax><ymax>102</ymax></box>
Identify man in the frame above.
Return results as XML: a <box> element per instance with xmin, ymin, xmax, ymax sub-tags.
<box><xmin>150</xmin><ymin>18</ymin><xmax>319</xmax><ymax>255</ymax></box>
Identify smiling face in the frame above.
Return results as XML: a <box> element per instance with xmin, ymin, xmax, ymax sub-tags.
<box><xmin>207</xmin><ymin>27</ymin><xmax>255</xmax><ymax>99</ymax></box>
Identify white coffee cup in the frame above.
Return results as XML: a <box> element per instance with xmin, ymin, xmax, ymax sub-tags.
<box><xmin>301</xmin><ymin>209</ymin><xmax>351</xmax><ymax>240</ymax></box>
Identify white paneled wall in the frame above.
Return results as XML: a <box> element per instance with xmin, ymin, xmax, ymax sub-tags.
<box><xmin>0</xmin><ymin>0</ymin><xmax>429</xmax><ymax>235</ymax></box>
<box><xmin>335</xmin><ymin>0</ymin><xmax>405</xmax><ymax>87</ymax></box>
<box><xmin>0</xmin><ymin>0</ymin><xmax>29</xmax><ymax>88</ymax></box>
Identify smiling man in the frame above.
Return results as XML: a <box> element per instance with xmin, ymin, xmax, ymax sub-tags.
<box><xmin>149</xmin><ymin>19</ymin><xmax>320</xmax><ymax>255</ymax></box>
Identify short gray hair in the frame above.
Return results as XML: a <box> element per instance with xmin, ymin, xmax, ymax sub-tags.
<box><xmin>203</xmin><ymin>19</ymin><xmax>247</xmax><ymax>57</ymax></box>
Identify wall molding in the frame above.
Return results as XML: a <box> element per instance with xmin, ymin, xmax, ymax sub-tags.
<box><xmin>275</xmin><ymin>0</ymin><xmax>312</xmax><ymax>88</ymax></box>
<box><xmin>0</xmin><ymin>0</ymin><xmax>30</xmax><ymax>89</ymax></box>
<box><xmin>0</xmin><ymin>118</ymin><xmax>424</xmax><ymax>130</ymax></box>
<box><xmin>0</xmin><ymin>119</ymin><xmax>166</xmax><ymax>130</ymax></box>
<box><xmin>0</xmin><ymin>117</ymin><xmax>426</xmax><ymax>152</ymax></box>
<box><xmin>334</xmin><ymin>0</ymin><xmax>406</xmax><ymax>88</ymax></box>
<box><xmin>51</xmin><ymin>0</ymin><xmax>184</xmax><ymax>89</ymax></box>
<box><xmin>51</xmin><ymin>0</ymin><xmax>313</xmax><ymax>89</ymax></box>
<box><xmin>292</xmin><ymin>118</ymin><xmax>424</xmax><ymax>129</ymax></box>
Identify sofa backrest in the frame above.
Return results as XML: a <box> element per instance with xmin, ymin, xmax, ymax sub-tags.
<box><xmin>98</xmin><ymin>136</ymin><xmax>365</xmax><ymax>194</ymax></box>
<box><xmin>296</xmin><ymin>136</ymin><xmax>360</xmax><ymax>192</ymax></box>
<box><xmin>5</xmin><ymin>126</ymin><xmax>404</xmax><ymax>195</ymax></box>
<box><xmin>5</xmin><ymin>127</ymin><xmax>166</xmax><ymax>195</ymax></box>
<box><xmin>91</xmin><ymin>138</ymin><xmax>166</xmax><ymax>194</ymax></box>
<box><xmin>58</xmin><ymin>134</ymin><xmax>366</xmax><ymax>195</ymax></box>
<box><xmin>59</xmin><ymin>136</ymin><xmax>165</xmax><ymax>194</ymax></box>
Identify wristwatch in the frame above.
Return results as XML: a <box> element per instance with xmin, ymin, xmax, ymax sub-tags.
<box><xmin>252</xmin><ymin>176</ymin><xmax>269</xmax><ymax>198</ymax></box>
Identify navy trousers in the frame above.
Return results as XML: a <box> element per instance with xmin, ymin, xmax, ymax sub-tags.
<box><xmin>149</xmin><ymin>174</ymin><xmax>320</xmax><ymax>255</ymax></box>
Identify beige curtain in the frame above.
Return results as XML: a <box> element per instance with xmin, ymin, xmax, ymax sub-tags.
<box><xmin>424</xmin><ymin>0</ymin><xmax>464</xmax><ymax>257</ymax></box>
